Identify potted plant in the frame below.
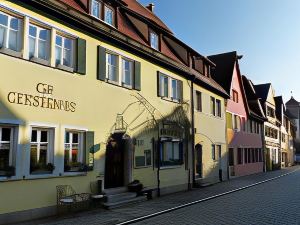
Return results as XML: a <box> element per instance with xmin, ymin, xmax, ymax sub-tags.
<box><xmin>79</xmin><ymin>163</ymin><xmax>88</xmax><ymax>172</ymax></box>
<box><xmin>128</xmin><ymin>180</ymin><xmax>143</xmax><ymax>192</ymax></box>
<box><xmin>46</xmin><ymin>163</ymin><xmax>55</xmax><ymax>172</ymax></box>
<box><xmin>4</xmin><ymin>166</ymin><xmax>15</xmax><ymax>177</ymax></box>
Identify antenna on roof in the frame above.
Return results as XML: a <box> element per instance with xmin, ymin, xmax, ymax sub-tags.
<box><xmin>291</xmin><ymin>91</ymin><xmax>294</xmax><ymax>98</ymax></box>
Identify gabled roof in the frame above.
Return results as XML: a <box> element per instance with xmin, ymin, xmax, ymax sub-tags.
<box><xmin>242</xmin><ymin>75</ymin><xmax>267</xmax><ymax>121</ymax></box>
<box><xmin>274</xmin><ymin>96</ymin><xmax>284</xmax><ymax>121</ymax></box>
<box><xmin>286</xmin><ymin>96</ymin><xmax>300</xmax><ymax>106</ymax></box>
<box><xmin>207</xmin><ymin>51</ymin><xmax>237</xmax><ymax>94</ymax></box>
<box><xmin>253</xmin><ymin>83</ymin><xmax>271</xmax><ymax>102</ymax></box>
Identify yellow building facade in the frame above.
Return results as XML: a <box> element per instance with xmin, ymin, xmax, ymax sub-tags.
<box><xmin>0</xmin><ymin>0</ymin><xmax>229</xmax><ymax>223</ymax></box>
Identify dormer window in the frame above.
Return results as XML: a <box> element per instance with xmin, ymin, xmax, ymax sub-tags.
<box><xmin>91</xmin><ymin>0</ymin><xmax>101</xmax><ymax>19</ymax></box>
<box><xmin>150</xmin><ymin>30</ymin><xmax>159</xmax><ymax>50</ymax></box>
<box><xmin>104</xmin><ymin>6</ymin><xmax>114</xmax><ymax>26</ymax></box>
<box><xmin>90</xmin><ymin>0</ymin><xmax>115</xmax><ymax>27</ymax></box>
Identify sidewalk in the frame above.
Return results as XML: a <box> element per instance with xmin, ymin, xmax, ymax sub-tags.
<box><xmin>20</xmin><ymin>166</ymin><xmax>299</xmax><ymax>225</ymax></box>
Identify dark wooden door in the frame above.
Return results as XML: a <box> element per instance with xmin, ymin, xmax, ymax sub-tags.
<box><xmin>195</xmin><ymin>144</ymin><xmax>202</xmax><ymax>178</ymax></box>
<box><xmin>104</xmin><ymin>134</ymin><xmax>125</xmax><ymax>189</ymax></box>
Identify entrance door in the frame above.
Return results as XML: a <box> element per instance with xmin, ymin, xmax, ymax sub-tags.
<box><xmin>195</xmin><ymin>144</ymin><xmax>202</xmax><ymax>178</ymax></box>
<box><xmin>104</xmin><ymin>133</ymin><xmax>125</xmax><ymax>189</ymax></box>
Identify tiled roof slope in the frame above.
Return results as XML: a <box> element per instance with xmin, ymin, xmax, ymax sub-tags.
<box><xmin>207</xmin><ymin>51</ymin><xmax>237</xmax><ymax>94</ymax></box>
<box><xmin>274</xmin><ymin>96</ymin><xmax>284</xmax><ymax>121</ymax></box>
<box><xmin>49</xmin><ymin>0</ymin><xmax>228</xmax><ymax>97</ymax></box>
<box><xmin>253</xmin><ymin>83</ymin><xmax>271</xmax><ymax>103</ymax></box>
<box><xmin>242</xmin><ymin>75</ymin><xmax>266</xmax><ymax>121</ymax></box>
<box><xmin>122</xmin><ymin>0</ymin><xmax>172</xmax><ymax>34</ymax></box>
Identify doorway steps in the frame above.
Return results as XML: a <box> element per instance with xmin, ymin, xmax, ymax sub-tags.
<box><xmin>103</xmin><ymin>187</ymin><xmax>147</xmax><ymax>209</ymax></box>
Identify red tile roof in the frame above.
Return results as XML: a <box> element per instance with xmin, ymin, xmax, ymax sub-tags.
<box><xmin>58</xmin><ymin>0</ymin><xmax>86</xmax><ymax>13</ymax></box>
<box><xmin>122</xmin><ymin>0</ymin><xmax>173</xmax><ymax>34</ymax></box>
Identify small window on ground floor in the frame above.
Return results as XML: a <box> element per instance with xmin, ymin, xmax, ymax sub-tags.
<box><xmin>64</xmin><ymin>130</ymin><xmax>84</xmax><ymax>172</ymax></box>
<box><xmin>30</xmin><ymin>127</ymin><xmax>54</xmax><ymax>174</ymax></box>
<box><xmin>237</xmin><ymin>148</ymin><xmax>243</xmax><ymax>164</ymax></box>
<box><xmin>135</xmin><ymin>149</ymin><xmax>152</xmax><ymax>168</ymax></box>
<box><xmin>0</xmin><ymin>126</ymin><xmax>15</xmax><ymax>176</ymax></box>
<box><xmin>160</xmin><ymin>141</ymin><xmax>183</xmax><ymax>167</ymax></box>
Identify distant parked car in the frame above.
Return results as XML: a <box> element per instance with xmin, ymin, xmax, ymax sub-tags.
<box><xmin>295</xmin><ymin>154</ymin><xmax>300</xmax><ymax>164</ymax></box>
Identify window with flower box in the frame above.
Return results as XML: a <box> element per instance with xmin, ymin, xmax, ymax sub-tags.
<box><xmin>30</xmin><ymin>128</ymin><xmax>54</xmax><ymax>174</ymax></box>
<box><xmin>64</xmin><ymin>131</ymin><xmax>84</xmax><ymax>172</ymax></box>
<box><xmin>0</xmin><ymin>126</ymin><xmax>15</xmax><ymax>177</ymax></box>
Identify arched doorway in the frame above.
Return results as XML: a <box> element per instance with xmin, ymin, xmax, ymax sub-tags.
<box><xmin>104</xmin><ymin>133</ymin><xmax>132</xmax><ymax>189</ymax></box>
<box><xmin>195</xmin><ymin>144</ymin><xmax>202</xmax><ymax>178</ymax></box>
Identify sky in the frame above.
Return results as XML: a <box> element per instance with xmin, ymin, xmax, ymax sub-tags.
<box><xmin>139</xmin><ymin>0</ymin><xmax>300</xmax><ymax>102</ymax></box>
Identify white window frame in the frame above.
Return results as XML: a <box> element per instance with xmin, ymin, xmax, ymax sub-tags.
<box><xmin>0</xmin><ymin>126</ymin><xmax>14</xmax><ymax>170</ymax></box>
<box><xmin>55</xmin><ymin>34</ymin><xmax>74</xmax><ymax>68</ymax></box>
<box><xmin>30</xmin><ymin>127</ymin><xmax>54</xmax><ymax>173</ymax></box>
<box><xmin>150</xmin><ymin>30</ymin><xmax>159</xmax><ymax>50</ymax></box>
<box><xmin>122</xmin><ymin>57</ymin><xmax>134</xmax><ymax>88</ymax></box>
<box><xmin>91</xmin><ymin>0</ymin><xmax>101</xmax><ymax>19</ymax></box>
<box><xmin>28</xmin><ymin>23</ymin><xmax>50</xmax><ymax>61</ymax></box>
<box><xmin>64</xmin><ymin>130</ymin><xmax>84</xmax><ymax>168</ymax></box>
<box><xmin>160</xmin><ymin>141</ymin><xmax>182</xmax><ymax>167</ymax></box>
<box><xmin>0</xmin><ymin>11</ymin><xmax>22</xmax><ymax>52</ymax></box>
<box><xmin>171</xmin><ymin>79</ymin><xmax>179</xmax><ymax>101</ymax></box>
<box><xmin>106</xmin><ymin>52</ymin><xmax>119</xmax><ymax>83</ymax></box>
<box><xmin>104</xmin><ymin>5</ymin><xmax>114</xmax><ymax>26</ymax></box>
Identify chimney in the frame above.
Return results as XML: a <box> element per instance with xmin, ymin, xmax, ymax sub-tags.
<box><xmin>146</xmin><ymin>3</ymin><xmax>155</xmax><ymax>12</ymax></box>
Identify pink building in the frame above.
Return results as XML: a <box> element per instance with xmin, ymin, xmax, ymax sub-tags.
<box><xmin>208</xmin><ymin>52</ymin><xmax>266</xmax><ymax>177</ymax></box>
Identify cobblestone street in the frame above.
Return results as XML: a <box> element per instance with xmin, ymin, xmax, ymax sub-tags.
<box><xmin>21</xmin><ymin>166</ymin><xmax>300</xmax><ymax>225</ymax></box>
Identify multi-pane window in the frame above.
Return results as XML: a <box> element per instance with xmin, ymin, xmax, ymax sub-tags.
<box><xmin>158</xmin><ymin>73</ymin><xmax>182</xmax><ymax>102</ymax></box>
<box><xmin>90</xmin><ymin>0</ymin><xmax>115</xmax><ymax>26</ymax></box>
<box><xmin>229</xmin><ymin>148</ymin><xmax>234</xmax><ymax>166</ymax></box>
<box><xmin>160</xmin><ymin>141</ymin><xmax>183</xmax><ymax>166</ymax></box>
<box><xmin>171</xmin><ymin>79</ymin><xmax>179</xmax><ymax>100</ymax></box>
<box><xmin>91</xmin><ymin>0</ymin><xmax>101</xmax><ymax>19</ymax></box>
<box><xmin>30</xmin><ymin>128</ymin><xmax>53</xmax><ymax>173</ymax></box>
<box><xmin>122</xmin><ymin>58</ymin><xmax>133</xmax><ymax>87</ymax></box>
<box><xmin>232</xmin><ymin>90</ymin><xmax>238</xmax><ymax>103</ymax></box>
<box><xmin>234</xmin><ymin>115</ymin><xmax>240</xmax><ymax>130</ymax></box>
<box><xmin>159</xmin><ymin>74</ymin><xmax>169</xmax><ymax>97</ymax></box>
<box><xmin>0</xmin><ymin>127</ymin><xmax>13</xmax><ymax>173</ymax></box>
<box><xmin>195</xmin><ymin>91</ymin><xmax>202</xmax><ymax>112</ymax></box>
<box><xmin>216</xmin><ymin>99</ymin><xmax>221</xmax><ymax>117</ymax></box>
<box><xmin>107</xmin><ymin>53</ymin><xmax>118</xmax><ymax>82</ymax></box>
<box><xmin>150</xmin><ymin>30</ymin><xmax>159</xmax><ymax>50</ymax></box>
<box><xmin>104</xmin><ymin>6</ymin><xmax>114</xmax><ymax>26</ymax></box>
<box><xmin>210</xmin><ymin>97</ymin><xmax>216</xmax><ymax>116</ymax></box>
<box><xmin>135</xmin><ymin>150</ymin><xmax>152</xmax><ymax>167</ymax></box>
<box><xmin>64</xmin><ymin>131</ymin><xmax>83</xmax><ymax>171</ymax></box>
<box><xmin>55</xmin><ymin>35</ymin><xmax>74</xmax><ymax>68</ymax></box>
<box><xmin>29</xmin><ymin>24</ymin><xmax>50</xmax><ymax>60</ymax></box>
<box><xmin>0</xmin><ymin>12</ymin><xmax>21</xmax><ymax>52</ymax></box>
<box><xmin>211</xmin><ymin>144</ymin><xmax>216</xmax><ymax>160</ymax></box>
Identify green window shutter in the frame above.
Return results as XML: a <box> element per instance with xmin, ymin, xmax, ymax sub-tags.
<box><xmin>178</xmin><ymin>80</ymin><xmax>183</xmax><ymax>102</ymax></box>
<box><xmin>157</xmin><ymin>72</ymin><xmax>161</xmax><ymax>97</ymax></box>
<box><xmin>134</xmin><ymin>61</ymin><xmax>141</xmax><ymax>90</ymax></box>
<box><xmin>76</xmin><ymin>38</ymin><xmax>86</xmax><ymax>75</ymax></box>
<box><xmin>97</xmin><ymin>46</ymin><xmax>106</xmax><ymax>81</ymax></box>
<box><xmin>85</xmin><ymin>131</ymin><xmax>95</xmax><ymax>168</ymax></box>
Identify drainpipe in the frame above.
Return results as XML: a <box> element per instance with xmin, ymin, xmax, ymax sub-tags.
<box><xmin>157</xmin><ymin>124</ymin><xmax>161</xmax><ymax>197</ymax></box>
<box><xmin>190</xmin><ymin>76</ymin><xmax>196</xmax><ymax>187</ymax></box>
